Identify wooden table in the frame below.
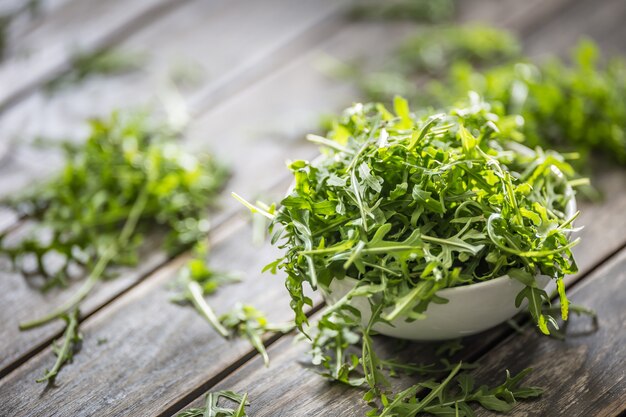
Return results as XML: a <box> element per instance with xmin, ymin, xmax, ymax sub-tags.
<box><xmin>0</xmin><ymin>0</ymin><xmax>624</xmax><ymax>416</ymax></box>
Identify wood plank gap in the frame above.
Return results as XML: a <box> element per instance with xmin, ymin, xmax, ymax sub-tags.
<box><xmin>157</xmin><ymin>301</ymin><xmax>326</xmax><ymax>417</ymax></box>
<box><xmin>186</xmin><ymin>2</ymin><xmax>351</xmax><ymax>118</ymax></box>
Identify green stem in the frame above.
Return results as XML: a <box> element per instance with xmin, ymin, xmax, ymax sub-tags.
<box><xmin>233</xmin><ymin>392</ymin><xmax>248</xmax><ymax>417</ymax></box>
<box><xmin>36</xmin><ymin>309</ymin><xmax>79</xmax><ymax>383</ymax></box>
<box><xmin>187</xmin><ymin>281</ymin><xmax>230</xmax><ymax>338</ymax></box>
<box><xmin>411</xmin><ymin>362</ymin><xmax>463</xmax><ymax>415</ymax></box>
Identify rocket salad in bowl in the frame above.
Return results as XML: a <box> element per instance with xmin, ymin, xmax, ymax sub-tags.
<box><xmin>239</xmin><ymin>94</ymin><xmax>580</xmax><ymax>340</ymax></box>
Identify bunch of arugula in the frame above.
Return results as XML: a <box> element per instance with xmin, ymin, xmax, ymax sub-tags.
<box><xmin>343</xmin><ymin>25</ymin><xmax>521</xmax><ymax>104</ymax></box>
<box><xmin>238</xmin><ymin>97</ymin><xmax>575</xmax><ymax>414</ymax></box>
<box><xmin>423</xmin><ymin>40</ymin><xmax>626</xmax><ymax>165</ymax></box>
<box><xmin>263</xmin><ymin>96</ymin><xmax>578</xmax><ymax>337</ymax></box>
<box><xmin>0</xmin><ymin>111</ymin><xmax>226</xmax><ymax>382</ymax></box>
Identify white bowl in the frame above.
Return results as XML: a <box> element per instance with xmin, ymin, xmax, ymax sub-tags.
<box><xmin>321</xmin><ymin>192</ymin><xmax>577</xmax><ymax>341</ymax></box>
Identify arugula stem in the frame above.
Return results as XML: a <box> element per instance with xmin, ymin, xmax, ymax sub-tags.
<box><xmin>187</xmin><ymin>281</ymin><xmax>230</xmax><ymax>338</ymax></box>
<box><xmin>234</xmin><ymin>392</ymin><xmax>248</xmax><ymax>417</ymax></box>
<box><xmin>36</xmin><ymin>309</ymin><xmax>79</xmax><ymax>383</ymax></box>
<box><xmin>412</xmin><ymin>362</ymin><xmax>463</xmax><ymax>414</ymax></box>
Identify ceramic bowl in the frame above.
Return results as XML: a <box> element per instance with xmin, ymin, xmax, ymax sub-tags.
<box><xmin>320</xmin><ymin>181</ymin><xmax>577</xmax><ymax>341</ymax></box>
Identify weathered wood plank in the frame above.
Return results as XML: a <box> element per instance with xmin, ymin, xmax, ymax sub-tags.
<box><xmin>0</xmin><ymin>0</ymin><xmax>187</xmax><ymax>113</ymax></box>
<box><xmin>0</xmin><ymin>219</ymin><xmax>309</xmax><ymax>417</ymax></box>
<box><xmin>471</xmin><ymin>249</ymin><xmax>626</xmax><ymax>417</ymax></box>
<box><xmin>0</xmin><ymin>0</ymin><xmax>354</xmax><ymax>376</ymax></box>
<box><xmin>0</xmin><ymin>0</ymin><xmax>72</xmax><ymax>59</ymax></box>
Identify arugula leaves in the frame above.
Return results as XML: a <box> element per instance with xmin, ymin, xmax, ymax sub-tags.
<box><xmin>425</xmin><ymin>40</ymin><xmax>626</xmax><ymax>166</ymax></box>
<box><xmin>370</xmin><ymin>367</ymin><xmax>542</xmax><ymax>417</ymax></box>
<box><xmin>341</xmin><ymin>24</ymin><xmax>626</xmax><ymax>169</ymax></box>
<box><xmin>0</xmin><ymin>111</ymin><xmax>226</xmax><ymax>382</ymax></box>
<box><xmin>177</xmin><ymin>390</ymin><xmax>249</xmax><ymax>417</ymax></box>
<box><xmin>234</xmin><ymin>97</ymin><xmax>574</xmax><ymax>415</ymax></box>
<box><xmin>36</xmin><ymin>308</ymin><xmax>81</xmax><ymax>384</ymax></box>
<box><xmin>348</xmin><ymin>0</ymin><xmax>455</xmax><ymax>23</ymax></box>
<box><xmin>220</xmin><ymin>304</ymin><xmax>294</xmax><ymax>366</ymax></box>
<box><xmin>262</xmin><ymin>97</ymin><xmax>577</xmax><ymax>337</ymax></box>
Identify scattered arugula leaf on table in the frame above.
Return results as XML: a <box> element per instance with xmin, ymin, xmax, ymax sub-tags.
<box><xmin>171</xmin><ymin>241</ymin><xmax>241</xmax><ymax>337</ymax></box>
<box><xmin>220</xmin><ymin>303</ymin><xmax>294</xmax><ymax>366</ymax></box>
<box><xmin>0</xmin><ymin>111</ymin><xmax>226</xmax><ymax>382</ymax></box>
<box><xmin>36</xmin><ymin>308</ymin><xmax>81</xmax><ymax>384</ymax></box>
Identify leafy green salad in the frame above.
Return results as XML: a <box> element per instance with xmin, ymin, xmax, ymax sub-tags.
<box><xmin>259</xmin><ymin>95</ymin><xmax>579</xmax><ymax>338</ymax></box>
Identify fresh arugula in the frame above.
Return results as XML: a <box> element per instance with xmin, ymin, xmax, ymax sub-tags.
<box><xmin>171</xmin><ymin>244</ymin><xmax>292</xmax><ymax>365</ymax></box>
<box><xmin>369</xmin><ymin>366</ymin><xmax>542</xmax><ymax>416</ymax></box>
<box><xmin>341</xmin><ymin>24</ymin><xmax>626</xmax><ymax>168</ymax></box>
<box><xmin>255</xmin><ymin>97</ymin><xmax>578</xmax><ymax>337</ymax></box>
<box><xmin>235</xmin><ymin>96</ymin><xmax>577</xmax><ymax>415</ymax></box>
<box><xmin>172</xmin><ymin>242</ymin><xmax>241</xmax><ymax>337</ymax></box>
<box><xmin>0</xmin><ymin>111</ymin><xmax>226</xmax><ymax>382</ymax></box>
<box><xmin>36</xmin><ymin>308</ymin><xmax>81</xmax><ymax>384</ymax></box>
<box><xmin>177</xmin><ymin>390</ymin><xmax>249</xmax><ymax>417</ymax></box>
<box><xmin>335</xmin><ymin>25</ymin><xmax>520</xmax><ymax>105</ymax></box>
<box><xmin>424</xmin><ymin>40</ymin><xmax>626</xmax><ymax>166</ymax></box>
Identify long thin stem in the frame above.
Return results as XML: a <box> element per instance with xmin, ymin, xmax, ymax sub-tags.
<box><xmin>20</xmin><ymin>186</ymin><xmax>150</xmax><ymax>330</ymax></box>
<box><xmin>187</xmin><ymin>281</ymin><xmax>230</xmax><ymax>338</ymax></box>
<box><xmin>36</xmin><ymin>308</ymin><xmax>80</xmax><ymax>383</ymax></box>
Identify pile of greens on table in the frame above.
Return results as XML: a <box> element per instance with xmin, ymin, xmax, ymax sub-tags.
<box><xmin>344</xmin><ymin>26</ymin><xmax>626</xmax><ymax>170</ymax></box>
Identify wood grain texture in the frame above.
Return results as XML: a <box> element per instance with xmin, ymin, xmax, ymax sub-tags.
<box><xmin>0</xmin><ymin>0</ymin><xmax>354</xmax><ymax>377</ymax></box>
<box><xmin>0</xmin><ymin>0</ymin><xmax>187</xmax><ymax>112</ymax></box>
<box><xmin>0</xmin><ymin>0</ymin><xmax>73</xmax><ymax>59</ymax></box>
<box><xmin>0</xmin><ymin>224</ymin><xmax>168</xmax><ymax>375</ymax></box>
<box><xmin>471</xmin><ymin>249</ymin><xmax>626</xmax><ymax>417</ymax></box>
